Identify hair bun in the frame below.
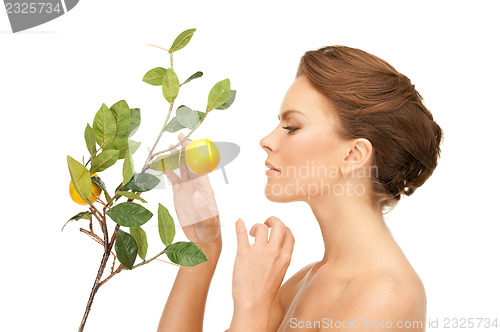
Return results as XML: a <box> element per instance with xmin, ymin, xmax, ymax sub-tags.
<box><xmin>297</xmin><ymin>45</ymin><xmax>444</xmax><ymax>211</ymax></box>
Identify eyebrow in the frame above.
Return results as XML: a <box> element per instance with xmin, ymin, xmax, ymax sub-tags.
<box><xmin>278</xmin><ymin>110</ymin><xmax>308</xmax><ymax>121</ymax></box>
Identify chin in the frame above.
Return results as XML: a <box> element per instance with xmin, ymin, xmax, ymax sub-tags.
<box><xmin>264</xmin><ymin>176</ymin><xmax>341</xmax><ymax>203</ymax></box>
<box><xmin>264</xmin><ymin>183</ymin><xmax>304</xmax><ymax>203</ymax></box>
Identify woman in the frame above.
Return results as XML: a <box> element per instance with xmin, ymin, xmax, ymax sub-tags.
<box><xmin>157</xmin><ymin>46</ymin><xmax>443</xmax><ymax>331</ymax></box>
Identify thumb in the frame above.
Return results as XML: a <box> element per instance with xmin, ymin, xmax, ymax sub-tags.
<box><xmin>235</xmin><ymin>218</ymin><xmax>249</xmax><ymax>252</ymax></box>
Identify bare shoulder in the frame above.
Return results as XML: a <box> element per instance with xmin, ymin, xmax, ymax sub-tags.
<box><xmin>266</xmin><ymin>262</ymin><xmax>318</xmax><ymax>331</ymax></box>
<box><xmin>346</xmin><ymin>272</ymin><xmax>426</xmax><ymax>308</ymax></box>
<box><xmin>324</xmin><ymin>271</ymin><xmax>427</xmax><ymax>331</ymax></box>
<box><xmin>277</xmin><ymin>261</ymin><xmax>318</xmax><ymax>307</ymax></box>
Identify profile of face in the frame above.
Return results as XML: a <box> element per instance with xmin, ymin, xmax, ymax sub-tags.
<box><xmin>260</xmin><ymin>76</ymin><xmax>371</xmax><ymax>203</ymax></box>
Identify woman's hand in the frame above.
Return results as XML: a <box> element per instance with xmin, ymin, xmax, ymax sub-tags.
<box><xmin>231</xmin><ymin>216</ymin><xmax>295</xmax><ymax>310</ymax></box>
<box><xmin>163</xmin><ymin>132</ymin><xmax>221</xmax><ymax>247</ymax></box>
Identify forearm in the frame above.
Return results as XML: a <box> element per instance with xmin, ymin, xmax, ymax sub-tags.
<box><xmin>157</xmin><ymin>238</ymin><xmax>222</xmax><ymax>332</ymax></box>
<box><xmin>228</xmin><ymin>303</ymin><xmax>271</xmax><ymax>332</ymax></box>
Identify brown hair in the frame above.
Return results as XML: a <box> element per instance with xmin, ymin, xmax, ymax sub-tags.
<box><xmin>296</xmin><ymin>46</ymin><xmax>443</xmax><ymax>212</ymax></box>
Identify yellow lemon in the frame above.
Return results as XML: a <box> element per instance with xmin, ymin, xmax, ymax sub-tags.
<box><xmin>185</xmin><ymin>139</ymin><xmax>220</xmax><ymax>175</ymax></box>
<box><xmin>69</xmin><ymin>174</ymin><xmax>102</xmax><ymax>205</ymax></box>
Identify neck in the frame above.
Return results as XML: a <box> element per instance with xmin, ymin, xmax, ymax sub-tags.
<box><xmin>306</xmin><ymin>192</ymin><xmax>394</xmax><ymax>272</ymax></box>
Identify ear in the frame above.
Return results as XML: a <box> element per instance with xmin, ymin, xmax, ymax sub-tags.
<box><xmin>340</xmin><ymin>138</ymin><xmax>373</xmax><ymax>176</ymax></box>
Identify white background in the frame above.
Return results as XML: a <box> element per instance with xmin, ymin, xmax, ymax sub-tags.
<box><xmin>1</xmin><ymin>1</ymin><xmax>499</xmax><ymax>331</ymax></box>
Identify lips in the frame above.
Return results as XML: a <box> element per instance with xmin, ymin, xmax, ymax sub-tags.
<box><xmin>265</xmin><ymin>161</ymin><xmax>280</xmax><ymax>172</ymax></box>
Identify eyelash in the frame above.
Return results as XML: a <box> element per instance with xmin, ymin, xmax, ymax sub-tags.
<box><xmin>282</xmin><ymin>126</ymin><xmax>299</xmax><ymax>134</ymax></box>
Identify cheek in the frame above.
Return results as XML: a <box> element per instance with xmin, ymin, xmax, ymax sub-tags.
<box><xmin>284</xmin><ymin>137</ymin><xmax>338</xmax><ymax>179</ymax></box>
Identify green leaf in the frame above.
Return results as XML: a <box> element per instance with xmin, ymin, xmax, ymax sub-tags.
<box><xmin>115</xmin><ymin>229</ymin><xmax>138</xmax><ymax>269</ymax></box>
<box><xmin>176</xmin><ymin>105</ymin><xmax>199</xmax><ymax>130</ymax></box>
<box><xmin>93</xmin><ymin>103</ymin><xmax>117</xmax><ymax>147</ymax></box>
<box><xmin>162</xmin><ymin>69</ymin><xmax>180</xmax><ymax>103</ymax></box>
<box><xmin>115</xmin><ymin>191</ymin><xmax>147</xmax><ymax>203</ymax></box>
<box><xmin>122</xmin><ymin>152</ymin><xmax>134</xmax><ymax>186</ymax></box>
<box><xmin>180</xmin><ymin>71</ymin><xmax>203</xmax><ymax>86</ymax></box>
<box><xmin>216</xmin><ymin>90</ymin><xmax>236</xmax><ymax>110</ymax></box>
<box><xmin>111</xmin><ymin>100</ymin><xmax>132</xmax><ymax>138</ymax></box>
<box><xmin>158</xmin><ymin>203</ymin><xmax>175</xmax><ymax>246</ymax></box>
<box><xmin>165</xmin><ymin>241</ymin><xmax>207</xmax><ymax>267</ymax></box>
<box><xmin>84</xmin><ymin>124</ymin><xmax>97</xmax><ymax>156</ymax></box>
<box><xmin>62</xmin><ymin>212</ymin><xmax>92</xmax><ymax>231</ymax></box>
<box><xmin>91</xmin><ymin>176</ymin><xmax>110</xmax><ymax>203</ymax></box>
<box><xmin>104</xmin><ymin>138</ymin><xmax>140</xmax><ymax>159</ymax></box>
<box><xmin>123</xmin><ymin>108</ymin><xmax>141</xmax><ymax>138</ymax></box>
<box><xmin>195</xmin><ymin>111</ymin><xmax>206</xmax><ymax>122</ymax></box>
<box><xmin>104</xmin><ymin>192</ymin><xmax>112</xmax><ymax>204</ymax></box>
<box><xmin>164</xmin><ymin>117</ymin><xmax>185</xmax><ymax>133</ymax></box>
<box><xmin>207</xmin><ymin>79</ymin><xmax>230</xmax><ymax>111</ymax></box>
<box><xmin>130</xmin><ymin>227</ymin><xmax>148</xmax><ymax>261</ymax></box>
<box><xmin>123</xmin><ymin>173</ymin><xmax>160</xmax><ymax>192</ymax></box>
<box><xmin>107</xmin><ymin>202</ymin><xmax>153</xmax><ymax>227</ymax></box>
<box><xmin>67</xmin><ymin>156</ymin><xmax>92</xmax><ymax>203</ymax></box>
<box><xmin>142</xmin><ymin>67</ymin><xmax>167</xmax><ymax>86</ymax></box>
<box><xmin>169</xmin><ymin>28</ymin><xmax>196</xmax><ymax>53</ymax></box>
<box><xmin>149</xmin><ymin>149</ymin><xmax>186</xmax><ymax>172</ymax></box>
<box><xmin>90</xmin><ymin>150</ymin><xmax>119</xmax><ymax>173</ymax></box>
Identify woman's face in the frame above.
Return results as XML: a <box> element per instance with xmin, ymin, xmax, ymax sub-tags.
<box><xmin>260</xmin><ymin>76</ymin><xmax>349</xmax><ymax>202</ymax></box>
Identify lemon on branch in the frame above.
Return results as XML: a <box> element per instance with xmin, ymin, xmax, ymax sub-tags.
<box><xmin>185</xmin><ymin>139</ymin><xmax>220</xmax><ymax>175</ymax></box>
<box><xmin>69</xmin><ymin>174</ymin><xmax>102</xmax><ymax>205</ymax></box>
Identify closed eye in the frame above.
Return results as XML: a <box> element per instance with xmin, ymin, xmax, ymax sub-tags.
<box><xmin>282</xmin><ymin>126</ymin><xmax>299</xmax><ymax>134</ymax></box>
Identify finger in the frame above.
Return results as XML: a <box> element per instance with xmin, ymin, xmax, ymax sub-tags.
<box><xmin>177</xmin><ymin>136</ymin><xmax>192</xmax><ymax>179</ymax></box>
<box><xmin>264</xmin><ymin>216</ymin><xmax>286</xmax><ymax>248</ymax></box>
<box><xmin>249</xmin><ymin>223</ymin><xmax>269</xmax><ymax>247</ymax></box>
<box><xmin>164</xmin><ymin>145</ymin><xmax>181</xmax><ymax>184</ymax></box>
<box><xmin>169</xmin><ymin>144</ymin><xmax>178</xmax><ymax>153</ymax></box>
<box><xmin>281</xmin><ymin>227</ymin><xmax>295</xmax><ymax>255</ymax></box>
<box><xmin>178</xmin><ymin>132</ymin><xmax>191</xmax><ymax>149</ymax></box>
<box><xmin>235</xmin><ymin>218</ymin><xmax>249</xmax><ymax>252</ymax></box>
<box><xmin>164</xmin><ymin>170</ymin><xmax>180</xmax><ymax>185</ymax></box>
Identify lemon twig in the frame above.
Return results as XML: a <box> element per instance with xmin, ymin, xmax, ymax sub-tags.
<box><xmin>147</xmin><ymin>111</ymin><xmax>207</xmax><ymax>165</ymax></box>
<box><xmin>79</xmin><ymin>242</ymin><xmax>113</xmax><ymax>331</ymax></box>
<box><xmin>88</xmin><ymin>205</ymin><xmax>104</xmax><ymax>236</ymax></box>
<box><xmin>94</xmin><ymin>195</ymin><xmax>106</xmax><ymax>206</ymax></box>
<box><xmin>145</xmin><ymin>43</ymin><xmax>169</xmax><ymax>52</ymax></box>
<box><xmin>84</xmin><ymin>138</ymin><xmax>108</xmax><ymax>168</ymax></box>
<box><xmin>89</xmin><ymin>202</ymin><xmax>104</xmax><ymax>222</ymax></box>
<box><xmin>98</xmin><ymin>249</ymin><xmax>190</xmax><ymax>288</ymax></box>
<box><xmin>110</xmin><ymin>253</ymin><xmax>116</xmax><ymax>273</ymax></box>
<box><xmin>103</xmin><ymin>194</ymin><xmax>118</xmax><ymax>212</ymax></box>
<box><xmin>79</xmin><ymin>228</ymin><xmax>117</xmax><ymax>261</ymax></box>
<box><xmin>141</xmin><ymin>51</ymin><xmax>176</xmax><ymax>173</ymax></box>
<box><xmin>141</xmin><ymin>101</ymin><xmax>174</xmax><ymax>173</ymax></box>
<box><xmin>80</xmin><ymin>228</ymin><xmax>104</xmax><ymax>246</ymax></box>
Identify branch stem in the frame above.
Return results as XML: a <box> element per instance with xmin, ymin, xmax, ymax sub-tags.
<box><xmin>145</xmin><ymin>43</ymin><xmax>169</xmax><ymax>52</ymax></box>
<box><xmin>78</xmin><ymin>247</ymin><xmax>111</xmax><ymax>331</ymax></box>
<box><xmin>80</xmin><ymin>228</ymin><xmax>104</xmax><ymax>246</ymax></box>
<box><xmin>141</xmin><ymin>101</ymin><xmax>174</xmax><ymax>173</ymax></box>
<box><xmin>144</xmin><ymin>112</ymin><xmax>208</xmax><ymax>171</ymax></box>
<box><xmin>98</xmin><ymin>249</ymin><xmax>190</xmax><ymax>287</ymax></box>
<box><xmin>85</xmin><ymin>138</ymin><xmax>108</xmax><ymax>168</ymax></box>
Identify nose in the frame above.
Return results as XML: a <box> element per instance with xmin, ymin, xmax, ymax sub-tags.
<box><xmin>260</xmin><ymin>131</ymin><xmax>274</xmax><ymax>152</ymax></box>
